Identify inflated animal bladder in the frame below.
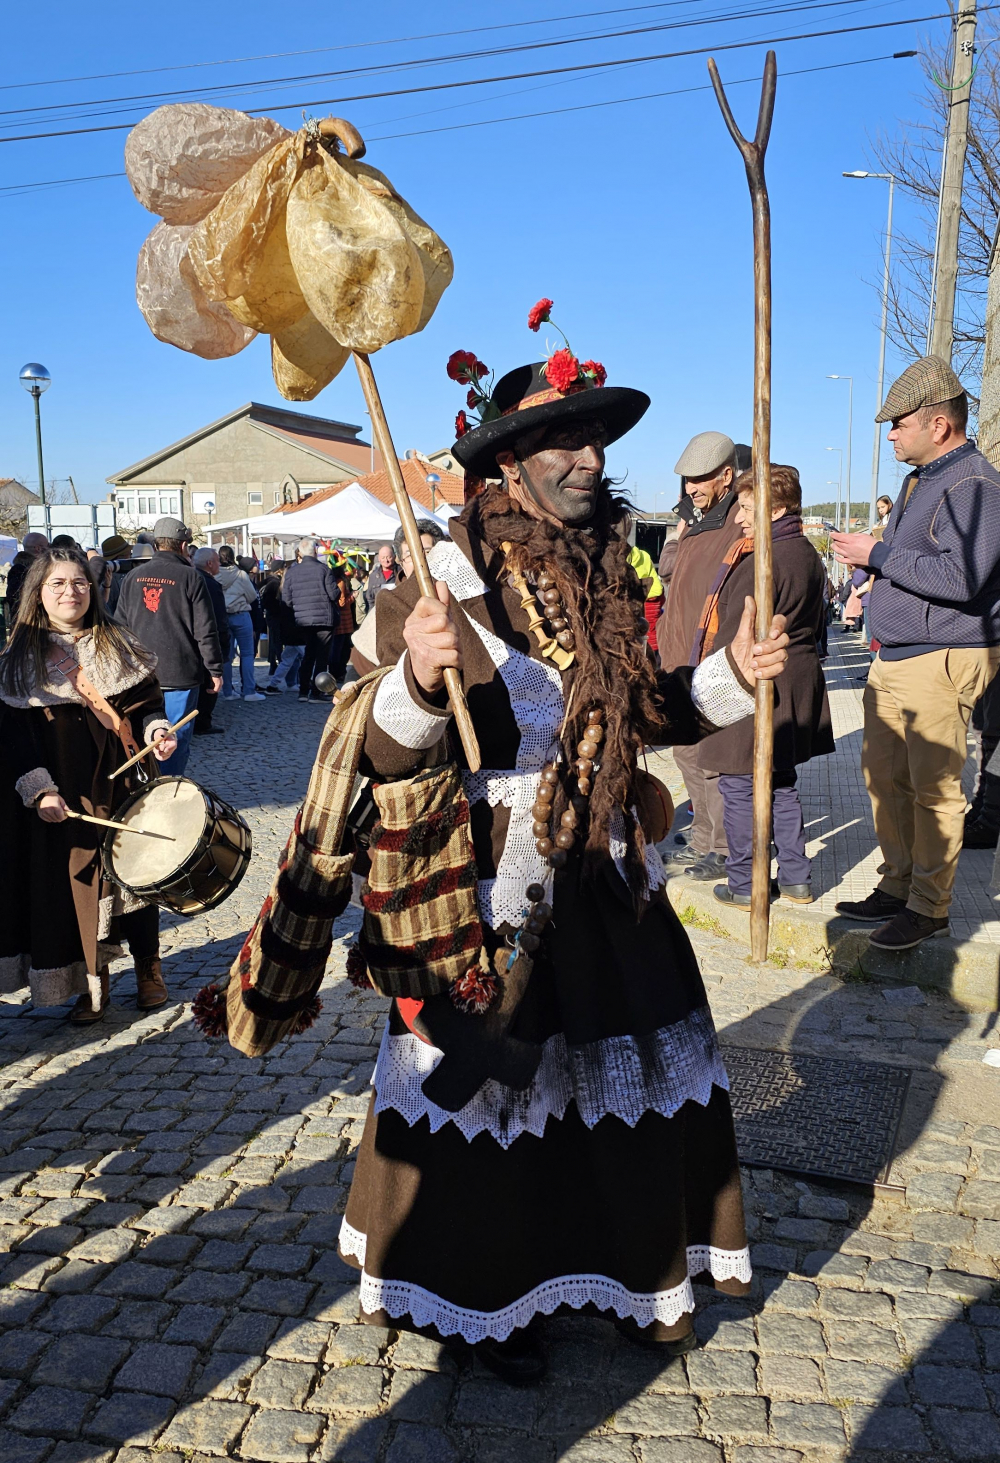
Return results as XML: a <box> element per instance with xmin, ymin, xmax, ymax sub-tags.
<box><xmin>125</xmin><ymin>106</ymin><xmax>453</xmax><ymax>399</ymax></box>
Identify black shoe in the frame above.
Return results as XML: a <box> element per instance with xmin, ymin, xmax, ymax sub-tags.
<box><xmin>475</xmin><ymin>1327</ymin><xmax>547</xmax><ymax>1386</ymax></box>
<box><xmin>662</xmin><ymin>844</ymin><xmax>695</xmax><ymax>867</ymax></box>
<box><xmin>297</xmin><ymin>694</ymin><xmax>310</xmax><ymax>702</ymax></box>
<box><xmin>686</xmin><ymin>852</ymin><xmax>727</xmax><ymax>881</ymax></box>
<box><xmin>714</xmin><ymin>880</ymin><xmax>778</xmax><ymax>909</ymax></box>
<box><xmin>834</xmin><ymin>888</ymin><xmax>906</xmax><ymax>923</ymax></box>
<box><xmin>868</xmin><ymin>908</ymin><xmax>950</xmax><ymax>950</ymax></box>
<box><xmin>194</xmin><ymin>726</ymin><xmax>225</xmax><ymax>736</ymax></box>
<box><xmin>963</xmin><ymin>819</ymin><xmax>1000</xmax><ymax>850</ymax></box>
<box><xmin>714</xmin><ymin>883</ymin><xmax>750</xmax><ymax>909</ymax></box>
<box><xmin>614</xmin><ymin>1317</ymin><xmax>699</xmax><ymax>1356</ymax></box>
<box><xmin>779</xmin><ymin>883</ymin><xmax>813</xmax><ymax>904</ymax></box>
<box><xmin>264</xmin><ymin>685</ymin><xmax>284</xmax><ymax>696</ymax></box>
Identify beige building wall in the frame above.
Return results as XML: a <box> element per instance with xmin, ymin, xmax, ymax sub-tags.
<box><xmin>111</xmin><ymin>417</ymin><xmax>360</xmax><ymax>533</ymax></box>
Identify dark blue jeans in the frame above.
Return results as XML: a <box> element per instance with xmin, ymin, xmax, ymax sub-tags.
<box><xmin>718</xmin><ymin>770</ymin><xmax>811</xmax><ymax>895</ymax></box>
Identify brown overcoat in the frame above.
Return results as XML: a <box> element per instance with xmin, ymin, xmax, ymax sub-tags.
<box><xmin>697</xmin><ymin>535</ymin><xmax>834</xmax><ymax>775</ymax></box>
<box><xmin>656</xmin><ymin>492</ymin><xmax>743</xmax><ymax>672</ymax></box>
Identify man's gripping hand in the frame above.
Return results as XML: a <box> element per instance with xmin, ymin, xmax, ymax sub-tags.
<box><xmin>403</xmin><ymin>581</ymin><xmax>462</xmax><ymax>696</ymax></box>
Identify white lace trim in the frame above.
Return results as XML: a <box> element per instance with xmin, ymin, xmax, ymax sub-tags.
<box><xmin>372</xmin><ymin>655</ymin><xmax>449</xmax><ymax>750</ymax></box>
<box><xmin>371</xmin><ymin>1005</ymin><xmax>729</xmax><ymax>1148</ymax></box>
<box><xmin>691</xmin><ymin>649</ymin><xmax>755</xmax><ymax>729</ymax></box>
<box><xmin>458</xmin><ymin>615</ymin><xmax>565</xmax><ymax>928</ymax></box>
<box><xmin>337</xmin><ymin>1220</ymin><xmax>751</xmax><ymax>1342</ymax></box>
<box><xmin>609</xmin><ymin>806</ymin><xmax>665</xmax><ymax>897</ymax></box>
<box><xmin>426</xmin><ymin>538</ymin><xmax>488</xmax><ymax>602</ymax></box>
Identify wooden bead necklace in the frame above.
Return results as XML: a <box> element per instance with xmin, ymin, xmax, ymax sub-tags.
<box><xmin>531</xmin><ymin>708</ymin><xmax>605</xmax><ymax>869</ymax></box>
<box><xmin>502</xmin><ymin>542</ymin><xmax>576</xmax><ymax>672</ymax></box>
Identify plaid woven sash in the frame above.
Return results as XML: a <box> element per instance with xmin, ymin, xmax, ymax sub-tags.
<box><xmin>224</xmin><ymin>668</ymin><xmax>389</xmax><ymax>1058</ymax></box>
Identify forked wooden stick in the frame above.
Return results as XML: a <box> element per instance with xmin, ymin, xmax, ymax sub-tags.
<box><xmin>708</xmin><ymin>50</ymin><xmax>777</xmax><ymax>965</ymax></box>
<box><xmin>108</xmin><ymin>709</ymin><xmax>199</xmax><ymax>781</ymax></box>
<box><xmin>352</xmin><ymin>351</ymin><xmax>482</xmax><ymax>774</ymax></box>
<box><xmin>64</xmin><ymin>808</ymin><xmax>176</xmax><ymax>841</ymax></box>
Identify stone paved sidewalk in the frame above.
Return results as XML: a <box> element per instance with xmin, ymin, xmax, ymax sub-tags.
<box><xmin>653</xmin><ymin>629</ymin><xmax>1000</xmax><ymax>945</ymax></box>
<box><xmin>0</xmin><ymin>677</ymin><xmax>998</xmax><ymax>1463</ymax></box>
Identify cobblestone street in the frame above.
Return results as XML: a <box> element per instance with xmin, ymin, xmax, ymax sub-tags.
<box><xmin>1</xmin><ymin>686</ymin><xmax>999</xmax><ymax>1462</ymax></box>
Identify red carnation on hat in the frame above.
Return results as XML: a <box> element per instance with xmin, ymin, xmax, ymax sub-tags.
<box><xmin>455</xmin><ymin>410</ymin><xmax>469</xmax><ymax>438</ymax></box>
<box><xmin>450</xmin><ymin>966</ymin><xmax>499</xmax><ymax>1015</ymax></box>
<box><xmin>466</xmin><ymin>388</ymin><xmax>479</xmax><ymax>409</ymax></box>
<box><xmin>545</xmin><ymin>348</ymin><xmax>581</xmax><ymax>393</ymax></box>
<box><xmin>528</xmin><ymin>297</ymin><xmax>554</xmax><ymax>332</ymax></box>
<box><xmin>581</xmin><ymin>359</ymin><xmax>607</xmax><ymax>387</ymax></box>
<box><xmin>447</xmin><ymin>349</ymin><xmax>481</xmax><ymax>384</ymax></box>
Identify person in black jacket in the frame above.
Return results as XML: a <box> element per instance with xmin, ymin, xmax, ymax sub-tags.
<box><xmin>691</xmin><ymin>465</ymin><xmax>833</xmax><ymax>909</ymax></box>
<box><xmin>116</xmin><ymin>517</ymin><xmax>222</xmax><ymax>774</ymax></box>
<box><xmin>192</xmin><ymin>547</ymin><xmax>231</xmax><ymax>737</ymax></box>
<box><xmin>5</xmin><ymin>533</ymin><xmax>48</xmax><ymax>627</ymax></box>
<box><xmin>260</xmin><ymin>563</ymin><xmax>285</xmax><ymax>674</ymax></box>
<box><xmin>281</xmin><ymin>538</ymin><xmax>337</xmax><ymax>702</ymax></box>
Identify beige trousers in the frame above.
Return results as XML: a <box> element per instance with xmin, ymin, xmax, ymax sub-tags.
<box><xmin>863</xmin><ymin>648</ymin><xmax>1000</xmax><ymax>918</ymax></box>
<box><xmin>672</xmin><ymin>743</ymin><xmax>729</xmax><ymax>858</ymax></box>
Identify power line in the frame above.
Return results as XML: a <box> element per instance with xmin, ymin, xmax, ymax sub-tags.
<box><xmin>0</xmin><ymin>4</ymin><xmax>966</xmax><ymax>146</ymax></box>
<box><xmin>0</xmin><ymin>0</ymin><xmax>881</xmax><ymax>126</ymax></box>
<box><xmin>0</xmin><ymin>50</ymin><xmax>915</xmax><ymax>196</ymax></box>
<box><xmin>0</xmin><ymin>0</ymin><xmax>722</xmax><ymax>93</ymax></box>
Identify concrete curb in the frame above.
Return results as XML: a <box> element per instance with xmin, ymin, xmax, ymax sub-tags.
<box><xmin>663</xmin><ymin>872</ymin><xmax>1000</xmax><ymax>1013</ymax></box>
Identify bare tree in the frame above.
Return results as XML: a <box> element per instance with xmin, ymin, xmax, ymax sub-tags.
<box><xmin>870</xmin><ymin>12</ymin><xmax>1000</xmax><ymax>394</ymax></box>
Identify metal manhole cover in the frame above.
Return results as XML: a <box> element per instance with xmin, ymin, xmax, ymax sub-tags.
<box><xmin>720</xmin><ymin>1045</ymin><xmax>911</xmax><ymax>1188</ymax></box>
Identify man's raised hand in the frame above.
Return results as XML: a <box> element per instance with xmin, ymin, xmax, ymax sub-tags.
<box><xmin>403</xmin><ymin>580</ymin><xmax>462</xmax><ymax>696</ymax></box>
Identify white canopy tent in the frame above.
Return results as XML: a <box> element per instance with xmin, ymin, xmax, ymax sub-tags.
<box><xmin>206</xmin><ymin>482</ymin><xmax>454</xmax><ymax>556</ymax></box>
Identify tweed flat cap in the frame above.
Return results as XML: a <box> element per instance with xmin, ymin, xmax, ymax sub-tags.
<box><xmin>674</xmin><ymin>430</ymin><xmax>736</xmax><ymax>477</ymax></box>
<box><xmin>876</xmin><ymin>354</ymin><xmax>966</xmax><ymax>423</ymax></box>
<box><xmin>151</xmin><ymin>516</ymin><xmax>189</xmax><ymax>540</ymax></box>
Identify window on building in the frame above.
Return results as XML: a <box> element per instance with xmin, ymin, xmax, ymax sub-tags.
<box><xmin>247</xmin><ymin>491</ymin><xmax>263</xmax><ymax>506</ymax></box>
<box><xmin>116</xmin><ymin>489</ymin><xmax>183</xmax><ymax>524</ymax></box>
<box><xmin>273</xmin><ymin>489</ymin><xmax>282</xmax><ymax>504</ymax></box>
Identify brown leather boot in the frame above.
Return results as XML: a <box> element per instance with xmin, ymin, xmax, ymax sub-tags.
<box><xmin>135</xmin><ymin>955</ymin><xmax>169</xmax><ymax>1010</ymax></box>
<box><xmin>70</xmin><ymin>967</ymin><xmax>110</xmax><ymax>1024</ymax></box>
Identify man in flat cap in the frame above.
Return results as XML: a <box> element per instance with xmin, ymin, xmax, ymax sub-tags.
<box><xmin>657</xmin><ymin>431</ymin><xmax>744</xmax><ymax>879</ymax></box>
<box><xmin>832</xmin><ymin>355</ymin><xmax>1000</xmax><ymax>949</ymax></box>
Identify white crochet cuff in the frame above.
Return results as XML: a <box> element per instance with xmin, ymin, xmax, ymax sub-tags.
<box><xmin>16</xmin><ymin>767</ymin><xmax>59</xmax><ymax>807</ymax></box>
<box><xmin>372</xmin><ymin>654</ymin><xmax>450</xmax><ymax>750</ymax></box>
<box><xmin>691</xmin><ymin>649</ymin><xmax>755</xmax><ymax>729</ymax></box>
<box><xmin>143</xmin><ymin>718</ymin><xmax>171</xmax><ymax>745</ymax></box>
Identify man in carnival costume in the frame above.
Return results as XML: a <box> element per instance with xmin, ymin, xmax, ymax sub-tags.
<box><xmin>338</xmin><ymin>300</ymin><xmax>789</xmax><ymax>1384</ymax></box>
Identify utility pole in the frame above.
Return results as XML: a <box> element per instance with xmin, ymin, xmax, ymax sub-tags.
<box><xmin>930</xmin><ymin>1</ymin><xmax>978</xmax><ymax>363</ymax></box>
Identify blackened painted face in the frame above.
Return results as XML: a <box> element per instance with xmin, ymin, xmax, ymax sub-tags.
<box><xmin>511</xmin><ymin>418</ymin><xmax>609</xmax><ymax>526</ymax></box>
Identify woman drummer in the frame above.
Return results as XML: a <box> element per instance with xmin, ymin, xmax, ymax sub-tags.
<box><xmin>0</xmin><ymin>547</ymin><xmax>177</xmax><ymax>1022</ymax></box>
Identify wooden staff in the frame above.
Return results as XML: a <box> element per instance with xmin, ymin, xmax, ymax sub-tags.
<box><xmin>63</xmin><ymin>808</ymin><xmax>176</xmax><ymax>841</ymax></box>
<box><xmin>352</xmin><ymin>351</ymin><xmax>482</xmax><ymax>774</ymax></box>
<box><xmin>108</xmin><ymin>708</ymin><xmax>200</xmax><ymax>781</ymax></box>
<box><xmin>708</xmin><ymin>50</ymin><xmax>777</xmax><ymax>964</ymax></box>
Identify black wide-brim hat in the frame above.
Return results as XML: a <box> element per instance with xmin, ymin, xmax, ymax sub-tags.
<box><xmin>452</xmin><ymin>361</ymin><xmax>650</xmax><ymax>480</ymax></box>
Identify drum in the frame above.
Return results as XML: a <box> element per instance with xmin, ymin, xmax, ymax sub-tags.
<box><xmin>102</xmin><ymin>777</ymin><xmax>252</xmax><ymax>916</ymax></box>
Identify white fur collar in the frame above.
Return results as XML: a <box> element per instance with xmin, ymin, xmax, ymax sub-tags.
<box><xmin>0</xmin><ymin>630</ymin><xmax>157</xmax><ymax>710</ymax></box>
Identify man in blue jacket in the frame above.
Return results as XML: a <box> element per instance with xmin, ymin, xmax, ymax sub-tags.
<box><xmin>832</xmin><ymin>356</ymin><xmax>1000</xmax><ymax>950</ymax></box>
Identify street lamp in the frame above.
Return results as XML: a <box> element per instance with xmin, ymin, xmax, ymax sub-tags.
<box><xmin>425</xmin><ymin>472</ymin><xmax>441</xmax><ymax>513</ymax></box>
<box><xmin>843</xmin><ymin>171</ymin><xmax>896</xmax><ymax>527</ymax></box>
<box><xmin>824</xmin><ymin>447</ymin><xmax>843</xmax><ymax>536</ymax></box>
<box><xmin>826</xmin><ymin>375</ymin><xmax>853</xmax><ymax>527</ymax></box>
<box><xmin>19</xmin><ymin>363</ymin><xmax>51</xmax><ymax>508</ymax></box>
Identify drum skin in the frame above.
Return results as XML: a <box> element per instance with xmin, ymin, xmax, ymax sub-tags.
<box><xmin>102</xmin><ymin>776</ymin><xmax>252</xmax><ymax>916</ymax></box>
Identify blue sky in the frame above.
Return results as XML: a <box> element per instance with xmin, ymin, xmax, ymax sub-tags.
<box><xmin>0</xmin><ymin>0</ymin><xmax>954</xmax><ymax>515</ymax></box>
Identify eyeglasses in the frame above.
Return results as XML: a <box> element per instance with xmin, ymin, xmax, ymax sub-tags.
<box><xmin>42</xmin><ymin>578</ymin><xmax>91</xmax><ymax>594</ymax></box>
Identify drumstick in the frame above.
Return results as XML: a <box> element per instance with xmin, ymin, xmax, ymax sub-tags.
<box><xmin>63</xmin><ymin>808</ymin><xmax>177</xmax><ymax>841</ymax></box>
<box><xmin>108</xmin><ymin>709</ymin><xmax>200</xmax><ymax>781</ymax></box>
